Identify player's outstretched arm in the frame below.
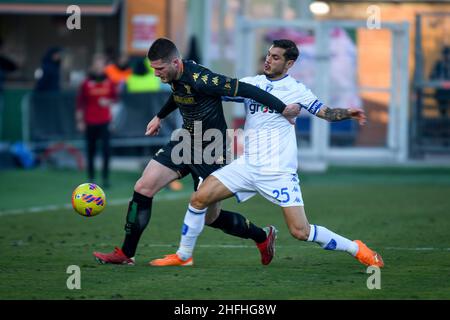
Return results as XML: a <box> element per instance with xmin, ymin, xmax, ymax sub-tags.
<box><xmin>316</xmin><ymin>106</ymin><xmax>367</xmax><ymax>125</ymax></box>
<box><xmin>190</xmin><ymin>67</ymin><xmax>299</xmax><ymax>118</ymax></box>
<box><xmin>236</xmin><ymin>81</ymin><xmax>300</xmax><ymax>118</ymax></box>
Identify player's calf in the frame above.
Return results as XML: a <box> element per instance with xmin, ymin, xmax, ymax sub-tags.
<box><xmin>208</xmin><ymin>210</ymin><xmax>267</xmax><ymax>243</ymax></box>
<box><xmin>288</xmin><ymin>224</ymin><xmax>310</xmax><ymax>241</ymax></box>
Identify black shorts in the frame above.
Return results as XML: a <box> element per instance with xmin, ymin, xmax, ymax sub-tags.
<box><xmin>153</xmin><ymin>140</ymin><xmax>225</xmax><ymax>190</ymax></box>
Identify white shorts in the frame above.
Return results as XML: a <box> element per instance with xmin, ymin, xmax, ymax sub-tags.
<box><xmin>211</xmin><ymin>160</ymin><xmax>304</xmax><ymax>207</ymax></box>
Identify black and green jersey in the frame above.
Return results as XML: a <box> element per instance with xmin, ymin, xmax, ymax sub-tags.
<box><xmin>159</xmin><ymin>60</ymin><xmax>238</xmax><ymax>138</ymax></box>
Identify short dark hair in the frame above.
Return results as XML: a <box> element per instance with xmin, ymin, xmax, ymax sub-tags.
<box><xmin>272</xmin><ymin>39</ymin><xmax>299</xmax><ymax>62</ymax></box>
<box><xmin>147</xmin><ymin>38</ymin><xmax>180</xmax><ymax>62</ymax></box>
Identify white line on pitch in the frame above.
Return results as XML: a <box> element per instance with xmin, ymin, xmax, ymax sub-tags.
<box><xmin>58</xmin><ymin>243</ymin><xmax>450</xmax><ymax>251</ymax></box>
<box><xmin>140</xmin><ymin>244</ymin><xmax>450</xmax><ymax>251</ymax></box>
<box><xmin>0</xmin><ymin>191</ymin><xmax>192</xmax><ymax>217</ymax></box>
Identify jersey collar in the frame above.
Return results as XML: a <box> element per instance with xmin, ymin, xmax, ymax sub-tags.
<box><xmin>265</xmin><ymin>74</ymin><xmax>289</xmax><ymax>82</ymax></box>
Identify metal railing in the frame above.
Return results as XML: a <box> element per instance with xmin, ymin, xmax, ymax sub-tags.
<box><xmin>22</xmin><ymin>90</ymin><xmax>180</xmax><ymax>150</ymax></box>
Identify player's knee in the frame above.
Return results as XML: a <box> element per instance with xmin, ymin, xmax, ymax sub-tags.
<box><xmin>190</xmin><ymin>192</ymin><xmax>208</xmax><ymax>210</ymax></box>
<box><xmin>289</xmin><ymin>225</ymin><xmax>310</xmax><ymax>241</ymax></box>
<box><xmin>134</xmin><ymin>178</ymin><xmax>155</xmax><ymax>198</ymax></box>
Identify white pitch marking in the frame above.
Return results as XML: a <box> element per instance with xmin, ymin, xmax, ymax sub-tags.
<box><xmin>0</xmin><ymin>191</ymin><xmax>192</xmax><ymax>217</ymax></box>
<box><xmin>2</xmin><ymin>197</ymin><xmax>449</xmax><ymax>253</ymax></box>
<box><xmin>141</xmin><ymin>245</ymin><xmax>450</xmax><ymax>251</ymax></box>
<box><xmin>57</xmin><ymin>243</ymin><xmax>450</xmax><ymax>251</ymax></box>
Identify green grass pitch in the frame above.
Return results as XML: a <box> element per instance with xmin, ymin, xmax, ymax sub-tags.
<box><xmin>0</xmin><ymin>167</ymin><xmax>449</xmax><ymax>300</ymax></box>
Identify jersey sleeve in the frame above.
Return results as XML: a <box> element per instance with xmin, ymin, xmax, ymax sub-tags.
<box><xmin>295</xmin><ymin>82</ymin><xmax>323</xmax><ymax>115</ymax></box>
<box><xmin>156</xmin><ymin>94</ymin><xmax>178</xmax><ymax>119</ymax></box>
<box><xmin>222</xmin><ymin>96</ymin><xmax>246</xmax><ymax>103</ymax></box>
<box><xmin>189</xmin><ymin>67</ymin><xmax>239</xmax><ymax>97</ymax></box>
<box><xmin>221</xmin><ymin>76</ymin><xmax>254</xmax><ymax>103</ymax></box>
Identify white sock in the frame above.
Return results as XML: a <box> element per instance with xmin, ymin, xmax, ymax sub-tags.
<box><xmin>307</xmin><ymin>224</ymin><xmax>358</xmax><ymax>256</ymax></box>
<box><xmin>176</xmin><ymin>204</ymin><xmax>206</xmax><ymax>260</ymax></box>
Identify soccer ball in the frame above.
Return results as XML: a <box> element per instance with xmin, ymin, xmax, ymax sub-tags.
<box><xmin>71</xmin><ymin>183</ymin><xmax>106</xmax><ymax>217</ymax></box>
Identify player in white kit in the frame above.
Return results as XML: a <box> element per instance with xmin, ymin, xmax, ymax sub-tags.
<box><xmin>150</xmin><ymin>39</ymin><xmax>384</xmax><ymax>268</ymax></box>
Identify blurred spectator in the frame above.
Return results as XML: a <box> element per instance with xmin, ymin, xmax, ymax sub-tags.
<box><xmin>0</xmin><ymin>38</ymin><xmax>18</xmax><ymax>92</ymax></box>
<box><xmin>431</xmin><ymin>46</ymin><xmax>450</xmax><ymax>80</ymax></box>
<box><xmin>34</xmin><ymin>47</ymin><xmax>62</xmax><ymax>92</ymax></box>
<box><xmin>104</xmin><ymin>53</ymin><xmax>132</xmax><ymax>86</ymax></box>
<box><xmin>185</xmin><ymin>36</ymin><xmax>202</xmax><ymax>64</ymax></box>
<box><xmin>431</xmin><ymin>46</ymin><xmax>450</xmax><ymax>117</ymax></box>
<box><xmin>104</xmin><ymin>54</ymin><xmax>131</xmax><ymax>131</ymax></box>
<box><xmin>0</xmin><ymin>38</ymin><xmax>18</xmax><ymax>137</ymax></box>
<box><xmin>76</xmin><ymin>55</ymin><xmax>117</xmax><ymax>188</ymax></box>
<box><xmin>104</xmin><ymin>46</ymin><xmax>117</xmax><ymax>65</ymax></box>
<box><xmin>125</xmin><ymin>58</ymin><xmax>161</xmax><ymax>93</ymax></box>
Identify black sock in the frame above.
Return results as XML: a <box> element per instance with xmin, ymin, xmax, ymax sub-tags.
<box><xmin>121</xmin><ymin>191</ymin><xmax>153</xmax><ymax>258</ymax></box>
<box><xmin>208</xmin><ymin>210</ymin><xmax>267</xmax><ymax>243</ymax></box>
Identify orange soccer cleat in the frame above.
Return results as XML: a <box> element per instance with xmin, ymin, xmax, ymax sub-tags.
<box><xmin>256</xmin><ymin>226</ymin><xmax>278</xmax><ymax>266</ymax></box>
<box><xmin>354</xmin><ymin>240</ymin><xmax>384</xmax><ymax>268</ymax></box>
<box><xmin>149</xmin><ymin>254</ymin><xmax>193</xmax><ymax>267</ymax></box>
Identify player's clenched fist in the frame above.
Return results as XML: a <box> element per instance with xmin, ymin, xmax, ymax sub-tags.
<box><xmin>282</xmin><ymin>103</ymin><xmax>301</xmax><ymax>124</ymax></box>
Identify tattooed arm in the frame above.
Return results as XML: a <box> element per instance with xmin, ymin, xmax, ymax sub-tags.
<box><xmin>316</xmin><ymin>106</ymin><xmax>367</xmax><ymax>125</ymax></box>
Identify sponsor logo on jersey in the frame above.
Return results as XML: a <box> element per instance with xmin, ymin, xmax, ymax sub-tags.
<box><xmin>248</xmin><ymin>102</ymin><xmax>277</xmax><ymax>114</ymax></box>
<box><xmin>174</xmin><ymin>94</ymin><xmax>196</xmax><ymax>105</ymax></box>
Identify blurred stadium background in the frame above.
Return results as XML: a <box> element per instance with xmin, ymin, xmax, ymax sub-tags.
<box><xmin>1</xmin><ymin>0</ymin><xmax>450</xmax><ymax>167</ymax></box>
<box><xmin>0</xmin><ymin>0</ymin><xmax>449</xmax><ymax>300</ymax></box>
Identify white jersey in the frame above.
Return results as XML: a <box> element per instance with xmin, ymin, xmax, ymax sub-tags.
<box><xmin>237</xmin><ymin>74</ymin><xmax>322</xmax><ymax>173</ymax></box>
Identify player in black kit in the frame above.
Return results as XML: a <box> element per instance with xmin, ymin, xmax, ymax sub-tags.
<box><xmin>93</xmin><ymin>38</ymin><xmax>300</xmax><ymax>266</ymax></box>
